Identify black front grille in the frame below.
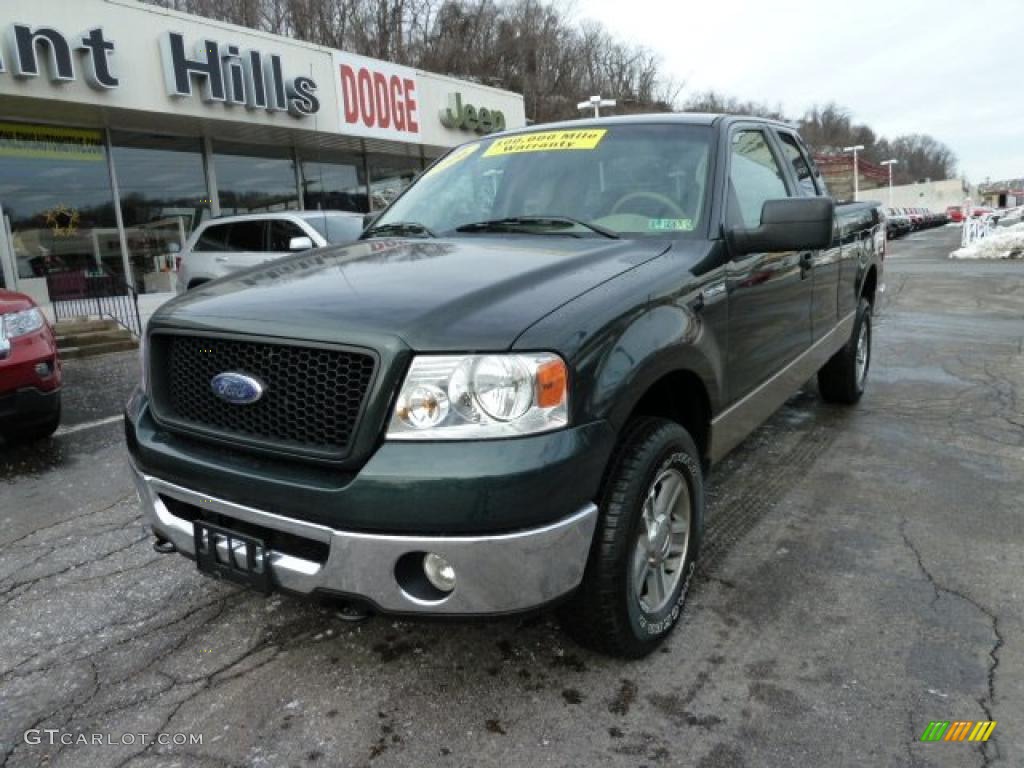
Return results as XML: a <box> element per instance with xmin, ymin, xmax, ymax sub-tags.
<box><xmin>150</xmin><ymin>334</ymin><xmax>376</xmax><ymax>460</ymax></box>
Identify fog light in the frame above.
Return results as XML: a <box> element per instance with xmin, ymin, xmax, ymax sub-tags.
<box><xmin>423</xmin><ymin>553</ymin><xmax>456</xmax><ymax>593</ymax></box>
<box><xmin>34</xmin><ymin>361</ymin><xmax>52</xmax><ymax>377</ymax></box>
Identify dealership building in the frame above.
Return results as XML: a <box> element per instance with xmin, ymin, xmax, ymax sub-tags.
<box><xmin>0</xmin><ymin>0</ymin><xmax>525</xmax><ymax>299</ymax></box>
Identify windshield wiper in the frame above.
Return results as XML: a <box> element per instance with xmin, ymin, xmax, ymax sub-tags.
<box><xmin>363</xmin><ymin>221</ymin><xmax>437</xmax><ymax>238</ymax></box>
<box><xmin>454</xmin><ymin>216</ymin><xmax>621</xmax><ymax>239</ymax></box>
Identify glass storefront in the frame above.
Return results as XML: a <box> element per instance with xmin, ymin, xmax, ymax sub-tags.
<box><xmin>300</xmin><ymin>150</ymin><xmax>368</xmax><ymax>213</ymax></box>
<box><xmin>111</xmin><ymin>132</ymin><xmax>211</xmax><ymax>292</ymax></box>
<box><xmin>0</xmin><ymin>120</ymin><xmax>444</xmax><ymax>294</ymax></box>
<box><xmin>214</xmin><ymin>142</ymin><xmax>301</xmax><ymax>215</ymax></box>
<box><xmin>0</xmin><ymin>122</ymin><xmax>120</xmax><ymax>291</ymax></box>
<box><xmin>368</xmin><ymin>152</ymin><xmax>425</xmax><ymax>211</ymax></box>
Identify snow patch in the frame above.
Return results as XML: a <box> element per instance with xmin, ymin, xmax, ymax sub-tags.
<box><xmin>950</xmin><ymin>222</ymin><xmax>1024</xmax><ymax>259</ymax></box>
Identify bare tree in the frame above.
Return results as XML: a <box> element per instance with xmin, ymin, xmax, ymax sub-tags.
<box><xmin>142</xmin><ymin>0</ymin><xmax>958</xmax><ymax>177</ymax></box>
<box><xmin>681</xmin><ymin>90</ymin><xmax>787</xmax><ymax>121</ymax></box>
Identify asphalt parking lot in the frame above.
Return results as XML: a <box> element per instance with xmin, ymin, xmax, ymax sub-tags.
<box><xmin>1</xmin><ymin>225</ymin><xmax>1021</xmax><ymax>768</ymax></box>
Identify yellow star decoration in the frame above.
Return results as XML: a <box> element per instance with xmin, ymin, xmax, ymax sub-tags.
<box><xmin>44</xmin><ymin>204</ymin><xmax>81</xmax><ymax>238</ymax></box>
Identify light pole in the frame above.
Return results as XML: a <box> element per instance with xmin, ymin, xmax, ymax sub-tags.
<box><xmin>577</xmin><ymin>95</ymin><xmax>616</xmax><ymax>119</ymax></box>
<box><xmin>880</xmin><ymin>159</ymin><xmax>898</xmax><ymax>207</ymax></box>
<box><xmin>842</xmin><ymin>144</ymin><xmax>865</xmax><ymax>201</ymax></box>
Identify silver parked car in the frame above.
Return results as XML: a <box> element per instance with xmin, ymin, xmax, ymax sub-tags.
<box><xmin>175</xmin><ymin>211</ymin><xmax>364</xmax><ymax>293</ymax></box>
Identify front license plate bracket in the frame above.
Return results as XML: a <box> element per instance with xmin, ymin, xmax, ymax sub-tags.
<box><xmin>193</xmin><ymin>520</ymin><xmax>272</xmax><ymax>594</ymax></box>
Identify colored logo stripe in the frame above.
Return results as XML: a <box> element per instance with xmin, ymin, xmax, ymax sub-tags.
<box><xmin>969</xmin><ymin>722</ymin><xmax>997</xmax><ymax>742</ymax></box>
<box><xmin>944</xmin><ymin>721</ymin><xmax>972</xmax><ymax>741</ymax></box>
<box><xmin>920</xmin><ymin>721</ymin><xmax>996</xmax><ymax>742</ymax></box>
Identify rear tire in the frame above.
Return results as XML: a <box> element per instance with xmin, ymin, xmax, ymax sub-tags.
<box><xmin>559</xmin><ymin>417</ymin><xmax>704</xmax><ymax>658</ymax></box>
<box><xmin>818</xmin><ymin>297</ymin><xmax>872</xmax><ymax>404</ymax></box>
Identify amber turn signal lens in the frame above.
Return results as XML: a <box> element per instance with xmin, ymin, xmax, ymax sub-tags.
<box><xmin>535</xmin><ymin>358</ymin><xmax>567</xmax><ymax>408</ymax></box>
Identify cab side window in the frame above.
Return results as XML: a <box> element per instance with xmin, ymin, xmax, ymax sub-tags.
<box><xmin>728</xmin><ymin>130</ymin><xmax>789</xmax><ymax>229</ymax></box>
<box><xmin>777</xmin><ymin>131</ymin><xmax>820</xmax><ymax>197</ymax></box>
<box><xmin>226</xmin><ymin>221</ymin><xmax>266</xmax><ymax>252</ymax></box>
<box><xmin>193</xmin><ymin>223</ymin><xmax>230</xmax><ymax>252</ymax></box>
<box><xmin>268</xmin><ymin>220</ymin><xmax>308</xmax><ymax>252</ymax></box>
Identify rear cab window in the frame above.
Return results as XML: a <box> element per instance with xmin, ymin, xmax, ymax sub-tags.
<box><xmin>776</xmin><ymin>131</ymin><xmax>821</xmax><ymax>197</ymax></box>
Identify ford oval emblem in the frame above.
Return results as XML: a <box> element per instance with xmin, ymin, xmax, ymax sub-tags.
<box><xmin>210</xmin><ymin>372</ymin><xmax>265</xmax><ymax>405</ymax></box>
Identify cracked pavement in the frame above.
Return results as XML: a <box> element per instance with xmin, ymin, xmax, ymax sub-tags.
<box><xmin>1</xmin><ymin>225</ymin><xmax>1021</xmax><ymax>767</ymax></box>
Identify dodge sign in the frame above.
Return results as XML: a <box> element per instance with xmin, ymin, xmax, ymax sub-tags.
<box><xmin>334</xmin><ymin>52</ymin><xmax>420</xmax><ymax>142</ymax></box>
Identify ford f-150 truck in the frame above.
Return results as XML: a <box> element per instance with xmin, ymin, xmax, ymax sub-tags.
<box><xmin>125</xmin><ymin>115</ymin><xmax>883</xmax><ymax>657</ymax></box>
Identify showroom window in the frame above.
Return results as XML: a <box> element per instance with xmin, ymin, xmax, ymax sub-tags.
<box><xmin>110</xmin><ymin>132</ymin><xmax>210</xmax><ymax>292</ymax></box>
<box><xmin>367</xmin><ymin>152</ymin><xmax>425</xmax><ymax>211</ymax></box>
<box><xmin>0</xmin><ymin>122</ymin><xmax>121</xmax><ymax>289</ymax></box>
<box><xmin>214</xmin><ymin>142</ymin><xmax>300</xmax><ymax>214</ymax></box>
<box><xmin>300</xmin><ymin>150</ymin><xmax>368</xmax><ymax>213</ymax></box>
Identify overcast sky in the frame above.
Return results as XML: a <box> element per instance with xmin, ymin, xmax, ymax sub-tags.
<box><xmin>577</xmin><ymin>0</ymin><xmax>1021</xmax><ymax>183</ymax></box>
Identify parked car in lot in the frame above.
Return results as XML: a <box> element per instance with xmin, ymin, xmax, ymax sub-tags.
<box><xmin>127</xmin><ymin>115</ymin><xmax>883</xmax><ymax>657</ymax></box>
<box><xmin>887</xmin><ymin>207</ymin><xmax>946</xmax><ymax>236</ymax></box>
<box><xmin>886</xmin><ymin>208</ymin><xmax>913</xmax><ymax>238</ymax></box>
<box><xmin>0</xmin><ymin>290</ymin><xmax>62</xmax><ymax>443</ymax></box>
<box><xmin>176</xmin><ymin>211</ymin><xmax>365</xmax><ymax>293</ymax></box>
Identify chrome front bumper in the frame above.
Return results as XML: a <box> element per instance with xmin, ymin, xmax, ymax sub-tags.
<box><xmin>130</xmin><ymin>465</ymin><xmax>598</xmax><ymax>615</ymax></box>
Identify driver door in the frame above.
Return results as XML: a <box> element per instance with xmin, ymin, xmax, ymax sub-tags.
<box><xmin>724</xmin><ymin>127</ymin><xmax>813</xmax><ymax>404</ymax></box>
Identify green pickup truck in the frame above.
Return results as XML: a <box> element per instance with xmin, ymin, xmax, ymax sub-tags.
<box><xmin>125</xmin><ymin>114</ymin><xmax>883</xmax><ymax>657</ymax></box>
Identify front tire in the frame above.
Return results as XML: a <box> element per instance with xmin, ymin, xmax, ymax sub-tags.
<box><xmin>5</xmin><ymin>395</ymin><xmax>61</xmax><ymax>444</ymax></box>
<box><xmin>818</xmin><ymin>297</ymin><xmax>872</xmax><ymax>404</ymax></box>
<box><xmin>560</xmin><ymin>417</ymin><xmax>704</xmax><ymax>658</ymax></box>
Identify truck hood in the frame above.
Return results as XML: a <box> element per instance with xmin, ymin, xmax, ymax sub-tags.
<box><xmin>157</xmin><ymin>237</ymin><xmax>671</xmax><ymax>350</ymax></box>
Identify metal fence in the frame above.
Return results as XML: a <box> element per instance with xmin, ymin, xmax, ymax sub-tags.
<box><xmin>961</xmin><ymin>214</ymin><xmax>998</xmax><ymax>248</ymax></box>
<box><xmin>46</xmin><ymin>268</ymin><xmax>142</xmax><ymax>337</ymax></box>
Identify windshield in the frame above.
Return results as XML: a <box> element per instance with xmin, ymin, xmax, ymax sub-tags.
<box><xmin>373</xmin><ymin>124</ymin><xmax>712</xmax><ymax>239</ymax></box>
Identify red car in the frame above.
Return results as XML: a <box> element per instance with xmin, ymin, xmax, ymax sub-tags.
<box><xmin>946</xmin><ymin>205</ymin><xmax>964</xmax><ymax>223</ymax></box>
<box><xmin>0</xmin><ymin>289</ymin><xmax>62</xmax><ymax>442</ymax></box>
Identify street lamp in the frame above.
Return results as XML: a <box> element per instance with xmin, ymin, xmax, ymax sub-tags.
<box><xmin>880</xmin><ymin>159</ymin><xmax>899</xmax><ymax>206</ymax></box>
<box><xmin>577</xmin><ymin>95</ymin><xmax>616</xmax><ymax>119</ymax></box>
<box><xmin>842</xmin><ymin>144</ymin><xmax>865</xmax><ymax>201</ymax></box>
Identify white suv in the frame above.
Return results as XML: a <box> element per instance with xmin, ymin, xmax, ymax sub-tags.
<box><xmin>175</xmin><ymin>211</ymin><xmax>364</xmax><ymax>293</ymax></box>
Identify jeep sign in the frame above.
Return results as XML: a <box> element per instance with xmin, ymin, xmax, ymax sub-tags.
<box><xmin>439</xmin><ymin>92</ymin><xmax>506</xmax><ymax>134</ymax></box>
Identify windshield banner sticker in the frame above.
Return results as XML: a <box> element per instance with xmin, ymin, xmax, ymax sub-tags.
<box><xmin>425</xmin><ymin>143</ymin><xmax>480</xmax><ymax>178</ymax></box>
<box><xmin>483</xmin><ymin>129</ymin><xmax>607</xmax><ymax>157</ymax></box>
<box><xmin>648</xmin><ymin>218</ymin><xmax>694</xmax><ymax>231</ymax></box>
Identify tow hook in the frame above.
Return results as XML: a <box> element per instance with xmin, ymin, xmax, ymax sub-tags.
<box><xmin>152</xmin><ymin>536</ymin><xmax>176</xmax><ymax>554</ymax></box>
<box><xmin>335</xmin><ymin>602</ymin><xmax>372</xmax><ymax>623</ymax></box>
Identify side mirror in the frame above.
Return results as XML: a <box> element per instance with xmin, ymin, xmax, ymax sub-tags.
<box><xmin>166</xmin><ymin>241</ymin><xmax>181</xmax><ymax>255</ymax></box>
<box><xmin>288</xmin><ymin>236</ymin><xmax>314</xmax><ymax>251</ymax></box>
<box><xmin>728</xmin><ymin>197</ymin><xmax>834</xmax><ymax>256</ymax></box>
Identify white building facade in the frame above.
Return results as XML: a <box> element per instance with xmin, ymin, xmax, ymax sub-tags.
<box><xmin>0</xmin><ymin>0</ymin><xmax>526</xmax><ymax>294</ymax></box>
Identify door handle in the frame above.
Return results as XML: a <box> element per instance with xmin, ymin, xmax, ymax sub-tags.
<box><xmin>215</xmin><ymin>256</ymin><xmax>229</xmax><ymax>263</ymax></box>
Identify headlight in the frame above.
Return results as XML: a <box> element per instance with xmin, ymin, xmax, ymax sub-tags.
<box><xmin>3</xmin><ymin>308</ymin><xmax>45</xmax><ymax>339</ymax></box>
<box><xmin>387</xmin><ymin>353</ymin><xmax>568</xmax><ymax>440</ymax></box>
